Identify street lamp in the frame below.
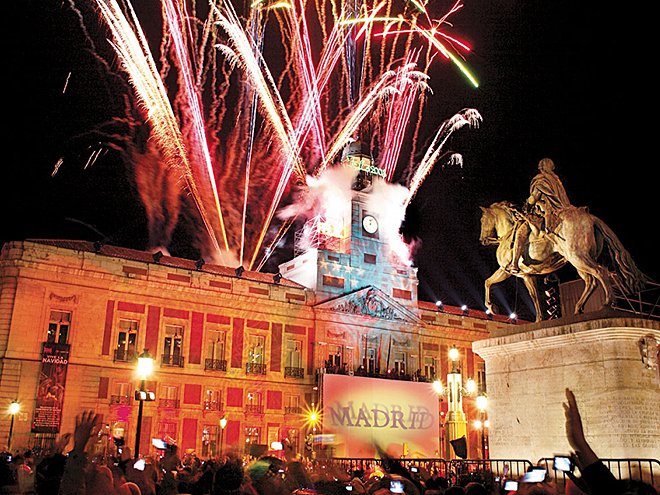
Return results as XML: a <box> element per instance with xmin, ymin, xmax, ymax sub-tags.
<box><xmin>441</xmin><ymin>345</ymin><xmax>478</xmax><ymax>459</ymax></box>
<box><xmin>220</xmin><ymin>416</ymin><xmax>227</xmax><ymax>455</ymax></box>
<box><xmin>476</xmin><ymin>393</ymin><xmax>488</xmax><ymax>460</ymax></box>
<box><xmin>8</xmin><ymin>400</ymin><xmax>19</xmax><ymax>452</ymax></box>
<box><xmin>134</xmin><ymin>349</ymin><xmax>154</xmax><ymax>459</ymax></box>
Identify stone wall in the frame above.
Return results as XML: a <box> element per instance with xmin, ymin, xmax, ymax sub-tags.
<box><xmin>473</xmin><ymin>311</ymin><xmax>660</xmax><ymax>462</ymax></box>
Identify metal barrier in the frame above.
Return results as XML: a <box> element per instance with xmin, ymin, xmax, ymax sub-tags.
<box><xmin>539</xmin><ymin>457</ymin><xmax>660</xmax><ymax>487</ymax></box>
<box><xmin>325</xmin><ymin>457</ymin><xmax>660</xmax><ymax>488</ymax></box>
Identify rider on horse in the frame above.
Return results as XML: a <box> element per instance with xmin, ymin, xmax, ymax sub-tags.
<box><xmin>509</xmin><ymin>158</ymin><xmax>572</xmax><ymax>273</ymax></box>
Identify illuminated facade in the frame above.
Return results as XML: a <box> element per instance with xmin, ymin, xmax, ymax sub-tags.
<box><xmin>0</xmin><ymin>177</ymin><xmax>518</xmax><ymax>458</ymax></box>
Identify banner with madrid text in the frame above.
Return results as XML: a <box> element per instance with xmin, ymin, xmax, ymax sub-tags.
<box><xmin>322</xmin><ymin>374</ymin><xmax>439</xmax><ymax>458</ymax></box>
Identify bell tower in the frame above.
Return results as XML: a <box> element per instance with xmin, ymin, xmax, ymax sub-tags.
<box><xmin>279</xmin><ymin>143</ymin><xmax>419</xmax><ymax>309</ymax></box>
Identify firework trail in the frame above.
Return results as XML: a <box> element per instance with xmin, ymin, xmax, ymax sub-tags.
<box><xmin>83</xmin><ymin>0</ymin><xmax>479</xmax><ymax>269</ymax></box>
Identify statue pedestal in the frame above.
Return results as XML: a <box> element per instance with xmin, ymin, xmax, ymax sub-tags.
<box><xmin>473</xmin><ymin>310</ymin><xmax>660</xmax><ymax>461</ymax></box>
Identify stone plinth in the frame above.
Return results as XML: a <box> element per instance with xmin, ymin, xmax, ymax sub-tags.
<box><xmin>473</xmin><ymin>310</ymin><xmax>660</xmax><ymax>462</ymax></box>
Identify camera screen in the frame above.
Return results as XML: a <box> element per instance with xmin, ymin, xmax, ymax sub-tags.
<box><xmin>554</xmin><ymin>456</ymin><xmax>571</xmax><ymax>472</ymax></box>
<box><xmin>390</xmin><ymin>480</ymin><xmax>404</xmax><ymax>493</ymax></box>
<box><xmin>521</xmin><ymin>469</ymin><xmax>546</xmax><ymax>483</ymax></box>
<box><xmin>504</xmin><ymin>480</ymin><xmax>518</xmax><ymax>491</ymax></box>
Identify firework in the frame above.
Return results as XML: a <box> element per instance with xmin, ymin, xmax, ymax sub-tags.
<box><xmin>84</xmin><ymin>0</ymin><xmax>479</xmax><ymax>269</ymax></box>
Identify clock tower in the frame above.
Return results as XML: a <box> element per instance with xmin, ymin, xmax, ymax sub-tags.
<box><xmin>279</xmin><ymin>143</ymin><xmax>419</xmax><ymax>310</ymax></box>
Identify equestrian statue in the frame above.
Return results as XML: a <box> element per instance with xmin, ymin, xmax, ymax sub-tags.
<box><xmin>480</xmin><ymin>158</ymin><xmax>647</xmax><ymax>322</ymax></box>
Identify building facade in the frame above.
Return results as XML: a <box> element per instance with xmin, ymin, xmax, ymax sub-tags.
<box><xmin>1</xmin><ymin>228</ymin><xmax>517</xmax><ymax>459</ymax></box>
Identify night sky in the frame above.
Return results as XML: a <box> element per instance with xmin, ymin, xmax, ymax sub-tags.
<box><xmin>7</xmin><ymin>0</ymin><xmax>656</xmax><ymax>322</ymax></box>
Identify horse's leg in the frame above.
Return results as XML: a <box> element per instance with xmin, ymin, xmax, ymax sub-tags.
<box><xmin>520</xmin><ymin>275</ymin><xmax>543</xmax><ymax>322</ymax></box>
<box><xmin>574</xmin><ymin>270</ymin><xmax>597</xmax><ymax>315</ymax></box>
<box><xmin>485</xmin><ymin>268</ymin><xmax>510</xmax><ymax>315</ymax></box>
<box><xmin>569</xmin><ymin>255</ymin><xmax>614</xmax><ymax>312</ymax></box>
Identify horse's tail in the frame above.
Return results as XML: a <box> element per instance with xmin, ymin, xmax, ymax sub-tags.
<box><xmin>593</xmin><ymin>216</ymin><xmax>648</xmax><ymax>294</ymax></box>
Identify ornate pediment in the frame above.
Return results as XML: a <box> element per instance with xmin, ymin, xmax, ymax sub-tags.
<box><xmin>316</xmin><ymin>286</ymin><xmax>422</xmax><ymax>324</ymax></box>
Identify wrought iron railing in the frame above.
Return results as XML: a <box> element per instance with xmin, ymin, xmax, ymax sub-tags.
<box><xmin>245</xmin><ymin>404</ymin><xmax>264</xmax><ymax>414</ymax></box>
<box><xmin>110</xmin><ymin>395</ymin><xmax>132</xmax><ymax>405</ymax></box>
<box><xmin>285</xmin><ymin>366</ymin><xmax>304</xmax><ymax>378</ymax></box>
<box><xmin>204</xmin><ymin>358</ymin><xmax>227</xmax><ymax>371</ymax></box>
<box><xmin>161</xmin><ymin>353</ymin><xmax>185</xmax><ymax>367</ymax></box>
<box><xmin>203</xmin><ymin>400</ymin><xmax>223</xmax><ymax>412</ymax></box>
<box><xmin>159</xmin><ymin>398</ymin><xmax>180</xmax><ymax>409</ymax></box>
<box><xmin>246</xmin><ymin>362</ymin><xmax>267</xmax><ymax>375</ymax></box>
<box><xmin>284</xmin><ymin>406</ymin><xmax>302</xmax><ymax>414</ymax></box>
<box><xmin>114</xmin><ymin>349</ymin><xmax>137</xmax><ymax>363</ymax></box>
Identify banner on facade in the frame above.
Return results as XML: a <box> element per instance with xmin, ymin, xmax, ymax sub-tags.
<box><xmin>322</xmin><ymin>374</ymin><xmax>439</xmax><ymax>458</ymax></box>
<box><xmin>32</xmin><ymin>342</ymin><xmax>70</xmax><ymax>433</ymax></box>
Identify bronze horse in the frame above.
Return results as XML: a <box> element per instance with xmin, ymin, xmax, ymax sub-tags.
<box><xmin>479</xmin><ymin>201</ymin><xmax>646</xmax><ymax>321</ymax></box>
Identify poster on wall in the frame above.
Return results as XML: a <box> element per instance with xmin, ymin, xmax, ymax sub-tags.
<box><xmin>31</xmin><ymin>342</ymin><xmax>70</xmax><ymax>433</ymax></box>
<box><xmin>322</xmin><ymin>374</ymin><xmax>439</xmax><ymax>458</ymax></box>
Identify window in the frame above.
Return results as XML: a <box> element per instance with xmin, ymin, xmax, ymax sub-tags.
<box><xmin>363</xmin><ymin>348</ymin><xmax>376</xmax><ymax>374</ymax></box>
<box><xmin>205</xmin><ymin>330</ymin><xmax>226</xmax><ymax>371</ymax></box>
<box><xmin>248</xmin><ymin>335</ymin><xmax>265</xmax><ymax>364</ymax></box>
<box><xmin>204</xmin><ymin>389</ymin><xmax>222</xmax><ymax>411</ymax></box>
<box><xmin>158</xmin><ymin>421</ymin><xmax>178</xmax><ymax>444</ymax></box>
<box><xmin>163</xmin><ymin>324</ymin><xmax>184</xmax><ymax>367</ymax></box>
<box><xmin>115</xmin><ymin>319</ymin><xmax>138</xmax><ymax>362</ymax></box>
<box><xmin>160</xmin><ymin>385</ymin><xmax>179</xmax><ymax>409</ymax></box>
<box><xmin>247</xmin><ymin>335</ymin><xmax>266</xmax><ymax>375</ymax></box>
<box><xmin>246</xmin><ymin>391</ymin><xmax>263</xmax><ymax>413</ymax></box>
<box><xmin>477</xmin><ymin>361</ymin><xmax>487</xmax><ymax>394</ymax></box>
<box><xmin>47</xmin><ymin>310</ymin><xmax>71</xmax><ymax>344</ymax></box>
<box><xmin>245</xmin><ymin>426</ymin><xmax>260</xmax><ymax>445</ymax></box>
<box><xmin>285</xmin><ymin>395</ymin><xmax>301</xmax><ymax>414</ymax></box>
<box><xmin>201</xmin><ymin>425</ymin><xmax>219</xmax><ymax>458</ymax></box>
<box><xmin>284</xmin><ymin>339</ymin><xmax>304</xmax><ymax>378</ymax></box>
<box><xmin>111</xmin><ymin>382</ymin><xmax>132</xmax><ymax>405</ymax></box>
<box><xmin>424</xmin><ymin>356</ymin><xmax>436</xmax><ymax>379</ymax></box>
<box><xmin>394</xmin><ymin>351</ymin><xmax>406</xmax><ymax>375</ymax></box>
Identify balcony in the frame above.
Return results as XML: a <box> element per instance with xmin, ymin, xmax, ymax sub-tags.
<box><xmin>204</xmin><ymin>400</ymin><xmax>223</xmax><ymax>412</ymax></box>
<box><xmin>110</xmin><ymin>395</ymin><xmax>133</xmax><ymax>406</ymax></box>
<box><xmin>246</xmin><ymin>362</ymin><xmax>266</xmax><ymax>375</ymax></box>
<box><xmin>204</xmin><ymin>358</ymin><xmax>227</xmax><ymax>372</ymax></box>
<box><xmin>284</xmin><ymin>406</ymin><xmax>302</xmax><ymax>415</ymax></box>
<box><xmin>245</xmin><ymin>404</ymin><xmax>264</xmax><ymax>414</ymax></box>
<box><xmin>114</xmin><ymin>349</ymin><xmax>137</xmax><ymax>363</ymax></box>
<box><xmin>284</xmin><ymin>367</ymin><xmax>304</xmax><ymax>379</ymax></box>
<box><xmin>159</xmin><ymin>398</ymin><xmax>180</xmax><ymax>409</ymax></box>
<box><xmin>161</xmin><ymin>353</ymin><xmax>185</xmax><ymax>367</ymax></box>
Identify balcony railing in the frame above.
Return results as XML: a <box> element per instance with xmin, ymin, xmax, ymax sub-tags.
<box><xmin>245</xmin><ymin>404</ymin><xmax>264</xmax><ymax>414</ymax></box>
<box><xmin>246</xmin><ymin>362</ymin><xmax>267</xmax><ymax>375</ymax></box>
<box><xmin>110</xmin><ymin>395</ymin><xmax>133</xmax><ymax>405</ymax></box>
<box><xmin>284</xmin><ymin>406</ymin><xmax>302</xmax><ymax>415</ymax></box>
<box><xmin>161</xmin><ymin>354</ymin><xmax>185</xmax><ymax>367</ymax></box>
<box><xmin>159</xmin><ymin>398</ymin><xmax>180</xmax><ymax>409</ymax></box>
<box><xmin>284</xmin><ymin>367</ymin><xmax>304</xmax><ymax>379</ymax></box>
<box><xmin>114</xmin><ymin>349</ymin><xmax>137</xmax><ymax>363</ymax></box>
<box><xmin>204</xmin><ymin>358</ymin><xmax>227</xmax><ymax>372</ymax></box>
<box><xmin>204</xmin><ymin>400</ymin><xmax>223</xmax><ymax>412</ymax></box>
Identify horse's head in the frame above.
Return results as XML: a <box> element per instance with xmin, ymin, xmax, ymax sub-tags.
<box><xmin>479</xmin><ymin>205</ymin><xmax>498</xmax><ymax>245</ymax></box>
<box><xmin>480</xmin><ymin>202</ymin><xmax>516</xmax><ymax>245</ymax></box>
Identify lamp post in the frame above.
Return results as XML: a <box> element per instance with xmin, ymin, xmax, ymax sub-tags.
<box><xmin>8</xmin><ymin>400</ymin><xmax>19</xmax><ymax>452</ymax></box>
<box><xmin>441</xmin><ymin>345</ymin><xmax>477</xmax><ymax>459</ymax></box>
<box><xmin>476</xmin><ymin>393</ymin><xmax>488</xmax><ymax>460</ymax></box>
<box><xmin>134</xmin><ymin>349</ymin><xmax>154</xmax><ymax>459</ymax></box>
<box><xmin>220</xmin><ymin>416</ymin><xmax>227</xmax><ymax>455</ymax></box>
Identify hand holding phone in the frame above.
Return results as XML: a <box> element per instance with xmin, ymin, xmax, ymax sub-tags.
<box><xmin>521</xmin><ymin>468</ymin><xmax>546</xmax><ymax>483</ymax></box>
<box><xmin>554</xmin><ymin>455</ymin><xmax>573</xmax><ymax>472</ymax></box>
<box><xmin>504</xmin><ymin>480</ymin><xmax>518</xmax><ymax>491</ymax></box>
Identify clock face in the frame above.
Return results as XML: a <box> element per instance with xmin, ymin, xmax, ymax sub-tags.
<box><xmin>362</xmin><ymin>215</ymin><xmax>378</xmax><ymax>234</ymax></box>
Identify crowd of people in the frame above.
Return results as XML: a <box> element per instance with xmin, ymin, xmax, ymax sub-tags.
<box><xmin>1</xmin><ymin>389</ymin><xmax>657</xmax><ymax>495</ymax></box>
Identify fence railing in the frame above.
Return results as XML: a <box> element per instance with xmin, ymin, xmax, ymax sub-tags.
<box><xmin>325</xmin><ymin>457</ymin><xmax>660</xmax><ymax>487</ymax></box>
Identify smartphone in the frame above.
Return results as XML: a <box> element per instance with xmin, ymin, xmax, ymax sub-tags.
<box><xmin>345</xmin><ymin>485</ymin><xmax>353</xmax><ymax>491</ymax></box>
<box><xmin>521</xmin><ymin>469</ymin><xmax>546</xmax><ymax>483</ymax></box>
<box><xmin>134</xmin><ymin>459</ymin><xmax>146</xmax><ymax>471</ymax></box>
<box><xmin>554</xmin><ymin>456</ymin><xmax>573</xmax><ymax>472</ymax></box>
<box><xmin>410</xmin><ymin>466</ymin><xmax>418</xmax><ymax>473</ymax></box>
<box><xmin>504</xmin><ymin>480</ymin><xmax>518</xmax><ymax>491</ymax></box>
<box><xmin>152</xmin><ymin>438</ymin><xmax>168</xmax><ymax>450</ymax></box>
<box><xmin>390</xmin><ymin>480</ymin><xmax>404</xmax><ymax>494</ymax></box>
